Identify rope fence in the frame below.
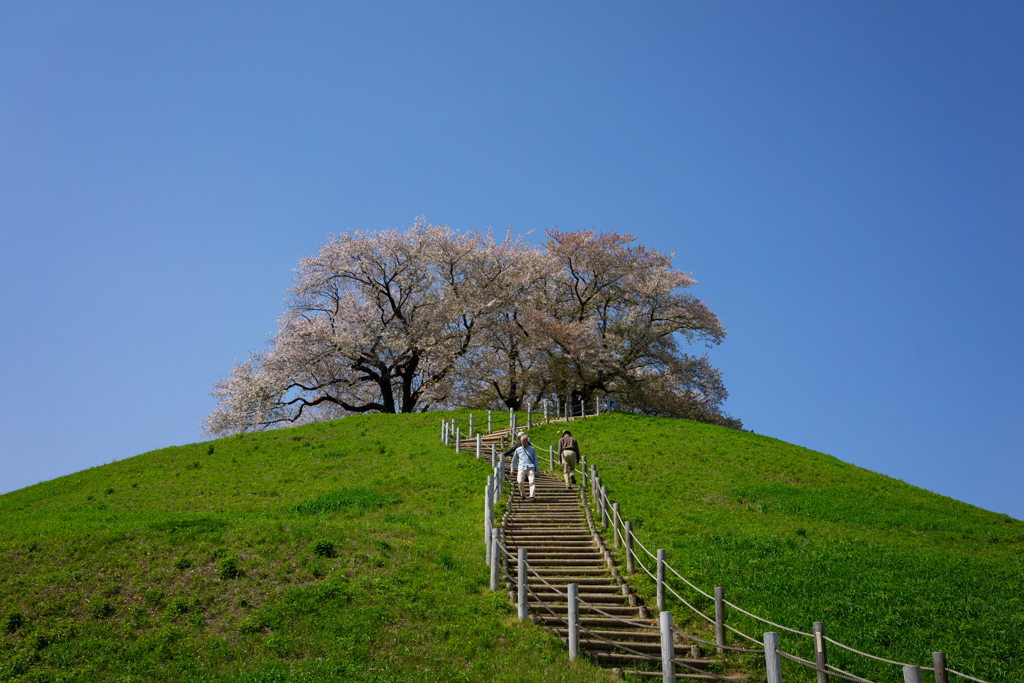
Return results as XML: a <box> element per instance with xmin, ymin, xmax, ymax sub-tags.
<box><xmin>445</xmin><ymin>405</ymin><xmax>993</xmax><ymax>683</ymax></box>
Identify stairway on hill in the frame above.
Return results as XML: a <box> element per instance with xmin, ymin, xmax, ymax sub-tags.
<box><xmin>500</xmin><ymin>469</ymin><xmax>729</xmax><ymax>680</ymax></box>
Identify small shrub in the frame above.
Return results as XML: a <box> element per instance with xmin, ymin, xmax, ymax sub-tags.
<box><xmin>212</xmin><ymin>547</ymin><xmax>229</xmax><ymax>559</ymax></box>
<box><xmin>323</xmin><ymin>449</ymin><xmax>347</xmax><ymax>458</ymax></box>
<box><xmin>104</xmin><ymin>487</ymin><xmax>114</xmax><ymax>495</ymax></box>
<box><xmin>207</xmin><ymin>444</ymin><xmax>215</xmax><ymax>455</ymax></box>
<box><xmin>166</xmin><ymin>597</ymin><xmax>189</xmax><ymax>615</ymax></box>
<box><xmin>3</xmin><ymin>611</ymin><xmax>24</xmax><ymax>634</ymax></box>
<box><xmin>796</xmin><ymin>528</ymin><xmax>807</xmax><ymax>537</ymax></box>
<box><xmin>173</xmin><ymin>557</ymin><xmax>193</xmax><ymax>571</ymax></box>
<box><xmin>90</xmin><ymin>599</ymin><xmax>114</xmax><ymax>619</ymax></box>
<box><xmin>131</xmin><ymin>483</ymin><xmax>138</xmax><ymax>488</ymax></box>
<box><xmin>86</xmin><ymin>495</ymin><xmax>94</xmax><ymax>501</ymax></box>
<box><xmin>188</xmin><ymin>461</ymin><xmax>201</xmax><ymax>470</ymax></box>
<box><xmin>238</xmin><ymin>615</ymin><xmax>266</xmax><ymax>635</ymax></box>
<box><xmin>312</xmin><ymin>539</ymin><xmax>336</xmax><ymax>558</ymax></box>
<box><xmin>219</xmin><ymin>557</ymin><xmax>241</xmax><ymax>580</ymax></box>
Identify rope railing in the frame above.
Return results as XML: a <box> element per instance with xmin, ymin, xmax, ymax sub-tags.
<box><xmin>457</xmin><ymin>411</ymin><xmax>994</xmax><ymax>683</ymax></box>
<box><xmin>776</xmin><ymin>648</ymin><xmax>877</xmax><ymax>683</ymax></box>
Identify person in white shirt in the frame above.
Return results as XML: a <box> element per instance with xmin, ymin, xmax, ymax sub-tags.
<box><xmin>508</xmin><ymin>433</ymin><xmax>540</xmax><ymax>501</ymax></box>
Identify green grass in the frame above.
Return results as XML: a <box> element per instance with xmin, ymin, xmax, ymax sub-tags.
<box><xmin>3</xmin><ymin>411</ymin><xmax>1020</xmax><ymax>683</ymax></box>
<box><xmin>0</xmin><ymin>412</ymin><xmax>615</xmax><ymax>683</ymax></box>
<box><xmin>524</xmin><ymin>413</ymin><xmax>1024</xmax><ymax>683</ymax></box>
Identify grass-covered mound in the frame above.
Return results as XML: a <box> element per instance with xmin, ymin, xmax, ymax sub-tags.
<box><xmin>524</xmin><ymin>414</ymin><xmax>1023</xmax><ymax>683</ymax></box>
<box><xmin>0</xmin><ymin>412</ymin><xmax>613</xmax><ymax>683</ymax></box>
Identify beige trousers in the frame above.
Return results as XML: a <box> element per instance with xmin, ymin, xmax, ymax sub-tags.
<box><xmin>561</xmin><ymin>450</ymin><xmax>577</xmax><ymax>486</ymax></box>
<box><xmin>516</xmin><ymin>467</ymin><xmax>537</xmax><ymax>498</ymax></box>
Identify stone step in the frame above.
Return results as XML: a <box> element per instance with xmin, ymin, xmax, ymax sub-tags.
<box><xmin>594</xmin><ymin>653</ymin><xmax>715</xmax><ymax>670</ymax></box>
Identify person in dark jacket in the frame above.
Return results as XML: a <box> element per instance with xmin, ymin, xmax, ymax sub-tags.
<box><xmin>558</xmin><ymin>429</ymin><xmax>580</xmax><ymax>490</ymax></box>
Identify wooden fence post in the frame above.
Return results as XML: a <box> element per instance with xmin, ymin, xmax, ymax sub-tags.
<box><xmin>441</xmin><ymin>420</ymin><xmax>445</xmax><ymax>443</ymax></box>
<box><xmin>568</xmin><ymin>583</ymin><xmax>579</xmax><ymax>661</ymax></box>
<box><xmin>813</xmin><ymin>621</ymin><xmax>829</xmax><ymax>683</ymax></box>
<box><xmin>715</xmin><ymin>587</ymin><xmax>725</xmax><ymax>652</ymax></box>
<box><xmin>660</xmin><ymin>611</ymin><xmax>676</xmax><ymax>683</ymax></box>
<box><xmin>545</xmin><ymin>402</ymin><xmax>549</xmax><ymax>424</ymax></box>
<box><xmin>517</xmin><ymin>549</ymin><xmax>528</xmax><ymax>620</ymax></box>
<box><xmin>903</xmin><ymin>666</ymin><xmax>923</xmax><ymax>683</ymax></box>
<box><xmin>485</xmin><ymin>479</ymin><xmax>493</xmax><ymax>562</ymax></box>
<box><xmin>549</xmin><ymin>445</ymin><xmax>554</xmax><ymax>472</ymax></box>
<box><xmin>455</xmin><ymin>428</ymin><xmax>461</xmax><ymax>453</ymax></box>
<box><xmin>657</xmin><ymin>549</ymin><xmax>666</xmax><ymax>611</ymax></box>
<box><xmin>527</xmin><ymin>402</ymin><xmax>532</xmax><ymax>429</ymax></box>
<box><xmin>469</xmin><ymin>413</ymin><xmax>474</xmax><ymax>436</ymax></box>
<box><xmin>612</xmin><ymin>503</ymin><xmax>621</xmax><ymax>549</ymax></box>
<box><xmin>490</xmin><ymin>529</ymin><xmax>500</xmax><ymax>591</ymax></box>
<box><xmin>763</xmin><ymin>632</ymin><xmax>781</xmax><ymax>683</ymax></box>
<box><xmin>933</xmin><ymin>652</ymin><xmax>948</xmax><ymax>683</ymax></box>
<box><xmin>476</xmin><ymin>433</ymin><xmax>482</xmax><ymax>459</ymax></box>
<box><xmin>625</xmin><ymin>521</ymin><xmax>635</xmax><ymax>574</ymax></box>
<box><xmin>488</xmin><ymin>410</ymin><xmax>492</xmax><ymax>432</ymax></box>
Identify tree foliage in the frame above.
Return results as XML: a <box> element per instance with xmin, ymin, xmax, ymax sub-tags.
<box><xmin>202</xmin><ymin>220</ymin><xmax>740</xmax><ymax>436</ymax></box>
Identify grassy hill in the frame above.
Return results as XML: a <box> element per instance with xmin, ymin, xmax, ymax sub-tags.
<box><xmin>1</xmin><ymin>411</ymin><xmax>1021</xmax><ymax>682</ymax></box>
<box><xmin>0</xmin><ymin>413</ymin><xmax>613</xmax><ymax>683</ymax></box>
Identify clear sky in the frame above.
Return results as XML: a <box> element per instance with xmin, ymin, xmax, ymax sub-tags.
<box><xmin>1</xmin><ymin>2</ymin><xmax>1021</xmax><ymax>518</ymax></box>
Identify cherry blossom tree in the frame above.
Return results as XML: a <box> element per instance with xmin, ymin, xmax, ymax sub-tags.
<box><xmin>534</xmin><ymin>228</ymin><xmax>739</xmax><ymax>427</ymax></box>
<box><xmin>202</xmin><ymin>219</ymin><xmax>507</xmax><ymax>436</ymax></box>
<box><xmin>203</xmin><ymin>220</ymin><xmax>741</xmax><ymax>436</ymax></box>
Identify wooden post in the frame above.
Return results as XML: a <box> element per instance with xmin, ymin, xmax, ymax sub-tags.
<box><xmin>527</xmin><ymin>402</ymin><xmax>532</xmax><ymax>429</ymax></box>
<box><xmin>568</xmin><ymin>583</ymin><xmax>579</xmax><ymax>661</ymax></box>
<box><xmin>813</xmin><ymin>621</ymin><xmax>829</xmax><ymax>683</ymax></box>
<box><xmin>625</xmin><ymin>521</ymin><xmax>635</xmax><ymax>574</ymax></box>
<box><xmin>556</xmin><ymin>398</ymin><xmax>560</xmax><ymax>418</ymax></box>
<box><xmin>597</xmin><ymin>396</ymin><xmax>601</xmax><ymax>416</ymax></box>
<box><xmin>933</xmin><ymin>652</ymin><xmax>948</xmax><ymax>683</ymax></box>
<box><xmin>490</xmin><ymin>529</ymin><xmax>500</xmax><ymax>591</ymax></box>
<box><xmin>499</xmin><ymin>451</ymin><xmax>505</xmax><ymax>484</ymax></box>
<box><xmin>485</xmin><ymin>479</ymin><xmax>493</xmax><ymax>563</ymax></box>
<box><xmin>469</xmin><ymin>413</ymin><xmax>474</xmax><ymax>436</ymax></box>
<box><xmin>660</xmin><ymin>611</ymin><xmax>676</xmax><ymax>683</ymax></box>
<box><xmin>476</xmin><ymin>433</ymin><xmax>482</xmax><ymax>459</ymax></box>
<box><xmin>549</xmin><ymin>445</ymin><xmax>554</xmax><ymax>472</ymax></box>
<box><xmin>763</xmin><ymin>632</ymin><xmax>781</xmax><ymax>683</ymax></box>
<box><xmin>715</xmin><ymin>587</ymin><xmax>725</xmax><ymax>652</ymax></box>
<box><xmin>441</xmin><ymin>420</ymin><xmax>445</xmax><ymax>442</ymax></box>
<box><xmin>455</xmin><ymin>428</ymin><xmax>461</xmax><ymax>453</ymax></box>
<box><xmin>657</xmin><ymin>549</ymin><xmax>666</xmax><ymax>611</ymax></box>
<box><xmin>544</xmin><ymin>402</ymin><xmax>549</xmax><ymax>424</ymax></box>
<box><xmin>904</xmin><ymin>666</ymin><xmax>923</xmax><ymax>683</ymax></box>
<box><xmin>517</xmin><ymin>548</ymin><xmax>528</xmax><ymax>620</ymax></box>
<box><xmin>612</xmin><ymin>503</ymin><xmax>621</xmax><ymax>549</ymax></box>
<box><xmin>565</xmin><ymin>400</ymin><xmax>570</xmax><ymax>419</ymax></box>
<box><xmin>494</xmin><ymin>467</ymin><xmax>502</xmax><ymax>504</ymax></box>
<box><xmin>488</xmin><ymin>410</ymin><xmax>492</xmax><ymax>432</ymax></box>
<box><xmin>509</xmin><ymin>407</ymin><xmax>513</xmax><ymax>430</ymax></box>
<box><xmin>601</xmin><ymin>485</ymin><xmax>609</xmax><ymax>529</ymax></box>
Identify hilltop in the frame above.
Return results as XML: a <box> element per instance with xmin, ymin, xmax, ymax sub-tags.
<box><xmin>1</xmin><ymin>412</ymin><xmax>1020</xmax><ymax>682</ymax></box>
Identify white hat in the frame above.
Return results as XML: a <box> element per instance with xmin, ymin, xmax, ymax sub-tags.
<box><xmin>517</xmin><ymin>432</ymin><xmax>527</xmax><ymax>439</ymax></box>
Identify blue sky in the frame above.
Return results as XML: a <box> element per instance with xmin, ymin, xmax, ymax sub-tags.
<box><xmin>1</xmin><ymin>2</ymin><xmax>1021</xmax><ymax>518</ymax></box>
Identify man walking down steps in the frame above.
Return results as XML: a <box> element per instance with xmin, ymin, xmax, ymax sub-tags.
<box><xmin>509</xmin><ymin>433</ymin><xmax>540</xmax><ymax>501</ymax></box>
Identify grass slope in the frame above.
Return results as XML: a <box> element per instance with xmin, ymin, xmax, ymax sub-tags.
<box><xmin>523</xmin><ymin>414</ymin><xmax>1023</xmax><ymax>683</ymax></box>
<box><xmin>0</xmin><ymin>412</ymin><xmax>614</xmax><ymax>683</ymax></box>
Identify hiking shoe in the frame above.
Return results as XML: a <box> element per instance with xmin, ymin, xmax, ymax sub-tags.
<box><xmin>528</xmin><ymin>496</ymin><xmax>536</xmax><ymax>502</ymax></box>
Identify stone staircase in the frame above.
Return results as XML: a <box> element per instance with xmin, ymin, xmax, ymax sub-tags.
<box><xmin>500</xmin><ymin>468</ymin><xmax>726</xmax><ymax>680</ymax></box>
